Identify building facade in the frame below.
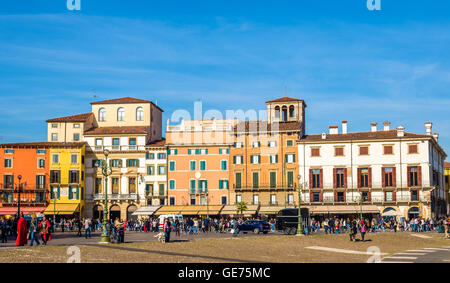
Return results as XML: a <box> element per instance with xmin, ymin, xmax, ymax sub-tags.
<box><xmin>229</xmin><ymin>97</ymin><xmax>305</xmax><ymax>217</ymax></box>
<box><xmin>144</xmin><ymin>139</ymin><xmax>167</xmax><ymax>206</ymax></box>
<box><xmin>165</xmin><ymin>119</ymin><xmax>237</xmax><ymax>215</ymax></box>
<box><xmin>297</xmin><ymin>121</ymin><xmax>447</xmax><ymax>220</ymax></box>
<box><xmin>0</xmin><ymin>143</ymin><xmax>52</xmax><ymax>216</ymax></box>
<box><xmin>445</xmin><ymin>162</ymin><xmax>450</xmax><ymax>215</ymax></box>
<box><xmin>44</xmin><ymin>143</ymin><xmax>86</xmax><ymax>219</ymax></box>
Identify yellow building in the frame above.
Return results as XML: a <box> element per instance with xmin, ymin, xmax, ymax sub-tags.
<box><xmin>445</xmin><ymin>162</ymin><xmax>450</xmax><ymax>215</ymax></box>
<box><xmin>44</xmin><ymin>142</ymin><xmax>86</xmax><ymax>219</ymax></box>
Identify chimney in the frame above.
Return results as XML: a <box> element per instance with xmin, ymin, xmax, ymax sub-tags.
<box><xmin>329</xmin><ymin>125</ymin><xmax>339</xmax><ymax>135</ymax></box>
<box><xmin>432</xmin><ymin>133</ymin><xmax>439</xmax><ymax>142</ymax></box>
<box><xmin>342</xmin><ymin>120</ymin><xmax>348</xmax><ymax>134</ymax></box>
<box><xmin>371</xmin><ymin>122</ymin><xmax>377</xmax><ymax>132</ymax></box>
<box><xmin>321</xmin><ymin>133</ymin><xmax>327</xmax><ymax>140</ymax></box>
<box><xmin>396</xmin><ymin>126</ymin><xmax>405</xmax><ymax>137</ymax></box>
<box><xmin>383</xmin><ymin>121</ymin><xmax>391</xmax><ymax>131</ymax></box>
<box><xmin>425</xmin><ymin>122</ymin><xmax>432</xmax><ymax>135</ymax></box>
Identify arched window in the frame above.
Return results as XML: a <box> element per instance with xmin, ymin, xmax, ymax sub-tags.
<box><xmin>282</xmin><ymin>106</ymin><xmax>288</xmax><ymax>122</ymax></box>
<box><xmin>274</xmin><ymin>106</ymin><xmax>280</xmax><ymax>119</ymax></box>
<box><xmin>99</xmin><ymin>108</ymin><xmax>106</xmax><ymax>122</ymax></box>
<box><xmin>289</xmin><ymin>105</ymin><xmax>295</xmax><ymax>118</ymax></box>
<box><xmin>117</xmin><ymin>107</ymin><xmax>125</xmax><ymax>121</ymax></box>
<box><xmin>136</xmin><ymin>107</ymin><xmax>144</xmax><ymax>121</ymax></box>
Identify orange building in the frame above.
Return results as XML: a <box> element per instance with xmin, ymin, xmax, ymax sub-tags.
<box><xmin>164</xmin><ymin>119</ymin><xmax>238</xmax><ymax>216</ymax></box>
<box><xmin>229</xmin><ymin>97</ymin><xmax>305</xmax><ymax>217</ymax></box>
<box><xmin>0</xmin><ymin>142</ymin><xmax>52</xmax><ymax>216</ymax></box>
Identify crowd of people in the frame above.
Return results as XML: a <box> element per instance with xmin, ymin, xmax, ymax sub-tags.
<box><xmin>1</xmin><ymin>213</ymin><xmax>449</xmax><ymax>246</ymax></box>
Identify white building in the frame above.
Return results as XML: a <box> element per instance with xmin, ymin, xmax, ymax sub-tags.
<box><xmin>143</xmin><ymin>139</ymin><xmax>167</xmax><ymax>206</ymax></box>
<box><xmin>297</xmin><ymin>121</ymin><xmax>447</xmax><ymax>220</ymax></box>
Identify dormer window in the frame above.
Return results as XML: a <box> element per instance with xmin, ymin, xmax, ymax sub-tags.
<box><xmin>136</xmin><ymin>107</ymin><xmax>144</xmax><ymax>121</ymax></box>
<box><xmin>117</xmin><ymin>107</ymin><xmax>125</xmax><ymax>121</ymax></box>
<box><xmin>99</xmin><ymin>108</ymin><xmax>106</xmax><ymax>122</ymax></box>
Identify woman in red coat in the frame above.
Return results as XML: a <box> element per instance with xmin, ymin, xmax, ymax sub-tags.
<box><xmin>16</xmin><ymin>213</ymin><xmax>28</xmax><ymax>246</ymax></box>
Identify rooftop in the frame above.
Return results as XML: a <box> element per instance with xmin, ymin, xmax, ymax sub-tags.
<box><xmin>0</xmin><ymin>142</ymin><xmax>86</xmax><ymax>148</ymax></box>
<box><xmin>265</xmin><ymin>96</ymin><xmax>306</xmax><ymax>105</ymax></box>
<box><xmin>46</xmin><ymin>113</ymin><xmax>93</xmax><ymax>123</ymax></box>
<box><xmin>299</xmin><ymin>130</ymin><xmax>431</xmax><ymax>142</ymax></box>
<box><xmin>234</xmin><ymin>121</ymin><xmax>302</xmax><ymax>133</ymax></box>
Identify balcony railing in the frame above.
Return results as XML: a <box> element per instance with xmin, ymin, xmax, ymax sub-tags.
<box><xmin>234</xmin><ymin>183</ymin><xmax>297</xmax><ymax>190</ymax></box>
<box><xmin>92</xmin><ymin>194</ymin><xmax>139</xmax><ymax>201</ymax></box>
<box><xmin>89</xmin><ymin>145</ymin><xmax>145</xmax><ymax>152</ymax></box>
<box><xmin>304</xmin><ymin>182</ymin><xmax>427</xmax><ymax>190</ymax></box>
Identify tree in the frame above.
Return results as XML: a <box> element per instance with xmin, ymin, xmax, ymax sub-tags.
<box><xmin>236</xmin><ymin>201</ymin><xmax>248</xmax><ymax>214</ymax></box>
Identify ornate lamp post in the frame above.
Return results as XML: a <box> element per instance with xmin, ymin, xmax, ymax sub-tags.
<box><xmin>96</xmin><ymin>149</ymin><xmax>112</xmax><ymax>243</ymax></box>
<box><xmin>17</xmin><ymin>175</ymin><xmax>22</xmax><ymax>216</ymax></box>
<box><xmin>296</xmin><ymin>175</ymin><xmax>304</xmax><ymax>235</ymax></box>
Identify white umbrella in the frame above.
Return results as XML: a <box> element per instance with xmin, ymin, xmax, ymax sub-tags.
<box><xmin>381</xmin><ymin>210</ymin><xmax>402</xmax><ymax>217</ymax></box>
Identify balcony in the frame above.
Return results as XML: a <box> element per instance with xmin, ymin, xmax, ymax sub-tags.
<box><xmin>89</xmin><ymin>145</ymin><xmax>146</xmax><ymax>152</ymax></box>
<box><xmin>92</xmin><ymin>194</ymin><xmax>139</xmax><ymax>201</ymax></box>
<box><xmin>233</xmin><ymin>183</ymin><xmax>297</xmax><ymax>191</ymax></box>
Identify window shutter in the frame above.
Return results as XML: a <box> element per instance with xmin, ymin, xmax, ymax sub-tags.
<box><xmin>392</xmin><ymin>191</ymin><xmax>396</xmax><ymax>201</ymax></box>
<box><xmin>407</xmin><ymin>166</ymin><xmax>411</xmax><ymax>187</ymax></box>
<box><xmin>368</xmin><ymin>167</ymin><xmax>372</xmax><ymax>188</ymax></box>
<box><xmin>136</xmin><ymin>159</ymin><xmax>140</xmax><ymax>167</ymax></box>
<box><xmin>344</xmin><ymin>168</ymin><xmax>348</xmax><ymax>188</ymax></box>
<box><xmin>392</xmin><ymin>167</ymin><xmax>397</xmax><ymax>187</ymax></box>
<box><xmin>36</xmin><ymin>175</ymin><xmax>39</xmax><ymax>188</ymax></box>
<box><xmin>357</xmin><ymin>168</ymin><xmax>361</xmax><ymax>188</ymax></box>
<box><xmin>219</xmin><ymin>180</ymin><xmax>223</xmax><ymax>189</ymax></box>
<box><xmin>319</xmin><ymin>169</ymin><xmax>324</xmax><ymax>189</ymax></box>
<box><xmin>333</xmin><ymin>168</ymin><xmax>337</xmax><ymax>188</ymax></box>
<box><xmin>417</xmin><ymin>166</ymin><xmax>422</xmax><ymax>187</ymax></box>
<box><xmin>76</xmin><ymin>187</ymin><xmax>80</xmax><ymax>200</ymax></box>
<box><xmin>293</xmin><ymin>154</ymin><xmax>296</xmax><ymax>163</ymax></box>
<box><xmin>319</xmin><ymin>192</ymin><xmax>323</xmax><ymax>202</ymax></box>
<box><xmin>57</xmin><ymin>187</ymin><xmax>60</xmax><ymax>199</ymax></box>
<box><xmin>382</xmin><ymin>167</ymin><xmax>386</xmax><ymax>187</ymax></box>
<box><xmin>233</xmin><ymin>156</ymin><xmax>236</xmax><ymax>164</ymax></box>
<box><xmin>310</xmin><ymin>192</ymin><xmax>314</xmax><ymax>202</ymax></box>
<box><xmin>309</xmin><ymin>169</ymin><xmax>313</xmax><ymax>188</ymax></box>
<box><xmin>334</xmin><ymin>191</ymin><xmax>337</xmax><ymax>202</ymax></box>
<box><xmin>275</xmin><ymin>155</ymin><xmax>278</xmax><ymax>163</ymax></box>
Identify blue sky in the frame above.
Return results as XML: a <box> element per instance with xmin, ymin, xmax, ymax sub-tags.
<box><xmin>0</xmin><ymin>1</ymin><xmax>449</xmax><ymax>155</ymax></box>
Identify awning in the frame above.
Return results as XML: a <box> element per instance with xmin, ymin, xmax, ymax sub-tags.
<box><xmin>382</xmin><ymin>210</ymin><xmax>402</xmax><ymax>217</ymax></box>
<box><xmin>259</xmin><ymin>206</ymin><xmax>288</xmax><ymax>215</ymax></box>
<box><xmin>0</xmin><ymin>207</ymin><xmax>46</xmax><ymax>216</ymax></box>
<box><xmin>154</xmin><ymin>206</ymin><xmax>186</xmax><ymax>215</ymax></box>
<box><xmin>220</xmin><ymin>205</ymin><xmax>259</xmax><ymax>216</ymax></box>
<box><xmin>197</xmin><ymin>205</ymin><xmax>224</xmax><ymax>215</ymax></box>
<box><xmin>308</xmin><ymin>205</ymin><xmax>380</xmax><ymax>215</ymax></box>
<box><xmin>44</xmin><ymin>203</ymin><xmax>80</xmax><ymax>215</ymax></box>
<box><xmin>132</xmin><ymin>206</ymin><xmax>161</xmax><ymax>216</ymax></box>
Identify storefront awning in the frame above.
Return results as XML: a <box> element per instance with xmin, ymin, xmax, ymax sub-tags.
<box><xmin>154</xmin><ymin>206</ymin><xmax>186</xmax><ymax>215</ymax></box>
<box><xmin>0</xmin><ymin>207</ymin><xmax>46</xmax><ymax>216</ymax></box>
<box><xmin>132</xmin><ymin>206</ymin><xmax>161</xmax><ymax>216</ymax></box>
<box><xmin>44</xmin><ymin>203</ymin><xmax>80</xmax><ymax>215</ymax></box>
<box><xmin>259</xmin><ymin>206</ymin><xmax>288</xmax><ymax>215</ymax></box>
<box><xmin>308</xmin><ymin>205</ymin><xmax>380</xmax><ymax>215</ymax></box>
<box><xmin>197</xmin><ymin>205</ymin><xmax>224</xmax><ymax>215</ymax></box>
<box><xmin>220</xmin><ymin>205</ymin><xmax>259</xmax><ymax>216</ymax></box>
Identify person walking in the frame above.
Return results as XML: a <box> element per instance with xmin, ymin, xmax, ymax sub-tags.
<box><xmin>360</xmin><ymin>219</ymin><xmax>367</xmax><ymax>242</ymax></box>
<box><xmin>15</xmin><ymin>213</ymin><xmax>28</xmax><ymax>246</ymax></box>
<box><xmin>29</xmin><ymin>214</ymin><xmax>40</xmax><ymax>247</ymax></box>
<box><xmin>76</xmin><ymin>218</ymin><xmax>82</xmax><ymax>237</ymax></box>
<box><xmin>350</xmin><ymin>219</ymin><xmax>357</xmax><ymax>241</ymax></box>
<box><xmin>84</xmin><ymin>218</ymin><xmax>92</xmax><ymax>239</ymax></box>
<box><xmin>163</xmin><ymin>218</ymin><xmax>172</xmax><ymax>243</ymax></box>
<box><xmin>40</xmin><ymin>216</ymin><xmax>50</xmax><ymax>245</ymax></box>
<box><xmin>0</xmin><ymin>217</ymin><xmax>7</xmax><ymax>243</ymax></box>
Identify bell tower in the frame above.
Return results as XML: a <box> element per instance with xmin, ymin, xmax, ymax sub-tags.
<box><xmin>265</xmin><ymin>96</ymin><xmax>306</xmax><ymax>131</ymax></box>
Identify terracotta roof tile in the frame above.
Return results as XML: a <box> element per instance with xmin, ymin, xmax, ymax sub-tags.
<box><xmin>234</xmin><ymin>121</ymin><xmax>302</xmax><ymax>133</ymax></box>
<box><xmin>445</xmin><ymin>162</ymin><xmax>450</xmax><ymax>169</ymax></box>
<box><xmin>46</xmin><ymin>113</ymin><xmax>93</xmax><ymax>123</ymax></box>
<box><xmin>84</xmin><ymin>126</ymin><xmax>150</xmax><ymax>135</ymax></box>
<box><xmin>0</xmin><ymin>142</ymin><xmax>86</xmax><ymax>148</ymax></box>
<box><xmin>299</xmin><ymin>130</ymin><xmax>431</xmax><ymax>142</ymax></box>
<box><xmin>146</xmin><ymin>139</ymin><xmax>166</xmax><ymax>147</ymax></box>
<box><xmin>265</xmin><ymin>96</ymin><xmax>305</xmax><ymax>104</ymax></box>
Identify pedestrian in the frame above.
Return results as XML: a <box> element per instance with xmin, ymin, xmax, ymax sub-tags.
<box><xmin>84</xmin><ymin>218</ymin><xmax>92</xmax><ymax>239</ymax></box>
<box><xmin>350</xmin><ymin>219</ymin><xmax>357</xmax><ymax>241</ymax></box>
<box><xmin>0</xmin><ymin>217</ymin><xmax>7</xmax><ymax>243</ymax></box>
<box><xmin>40</xmin><ymin>216</ymin><xmax>50</xmax><ymax>245</ymax></box>
<box><xmin>15</xmin><ymin>213</ymin><xmax>28</xmax><ymax>246</ymax></box>
<box><xmin>77</xmin><ymin>218</ymin><xmax>82</xmax><ymax>237</ymax></box>
<box><xmin>164</xmin><ymin>218</ymin><xmax>171</xmax><ymax>243</ymax></box>
<box><xmin>29</xmin><ymin>214</ymin><xmax>40</xmax><ymax>247</ymax></box>
<box><xmin>360</xmin><ymin>219</ymin><xmax>367</xmax><ymax>242</ymax></box>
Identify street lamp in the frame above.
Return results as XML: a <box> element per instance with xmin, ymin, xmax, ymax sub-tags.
<box><xmin>296</xmin><ymin>175</ymin><xmax>304</xmax><ymax>235</ymax></box>
<box><xmin>96</xmin><ymin>148</ymin><xmax>112</xmax><ymax>243</ymax></box>
<box><xmin>17</xmin><ymin>175</ymin><xmax>22</xmax><ymax>216</ymax></box>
